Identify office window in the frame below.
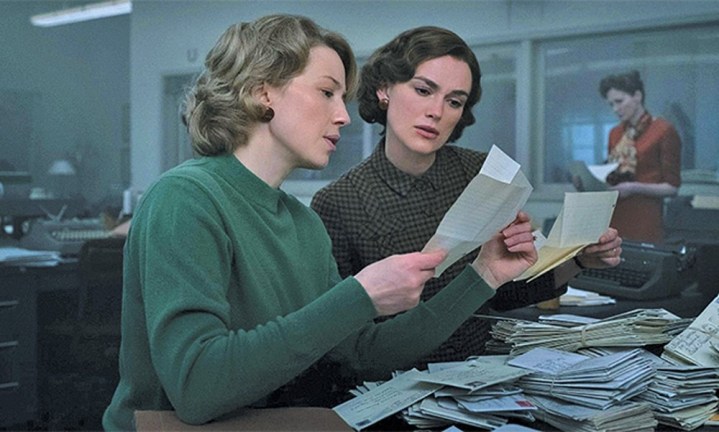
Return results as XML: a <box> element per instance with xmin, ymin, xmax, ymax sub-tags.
<box><xmin>288</xmin><ymin>45</ymin><xmax>518</xmax><ymax>190</ymax></box>
<box><xmin>456</xmin><ymin>45</ymin><xmax>517</xmax><ymax>158</ymax></box>
<box><xmin>540</xmin><ymin>23</ymin><xmax>719</xmax><ymax>184</ymax></box>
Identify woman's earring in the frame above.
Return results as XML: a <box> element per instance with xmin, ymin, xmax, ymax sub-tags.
<box><xmin>378</xmin><ymin>98</ymin><xmax>389</xmax><ymax>111</ymax></box>
<box><xmin>261</xmin><ymin>107</ymin><xmax>275</xmax><ymax>122</ymax></box>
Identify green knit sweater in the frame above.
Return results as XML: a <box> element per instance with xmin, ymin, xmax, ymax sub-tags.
<box><xmin>102</xmin><ymin>154</ymin><xmax>495</xmax><ymax>430</ymax></box>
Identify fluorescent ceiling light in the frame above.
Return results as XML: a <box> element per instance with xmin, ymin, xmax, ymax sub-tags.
<box><xmin>30</xmin><ymin>0</ymin><xmax>132</xmax><ymax>27</ymax></box>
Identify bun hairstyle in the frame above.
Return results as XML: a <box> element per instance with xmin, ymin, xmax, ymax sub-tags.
<box><xmin>599</xmin><ymin>69</ymin><xmax>645</xmax><ymax>103</ymax></box>
<box><xmin>182</xmin><ymin>14</ymin><xmax>357</xmax><ymax>156</ymax></box>
<box><xmin>357</xmin><ymin>26</ymin><xmax>482</xmax><ymax>143</ymax></box>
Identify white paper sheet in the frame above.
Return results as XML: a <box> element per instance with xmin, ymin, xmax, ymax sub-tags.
<box><xmin>423</xmin><ymin>145</ymin><xmax>533</xmax><ymax>276</ymax></box>
<box><xmin>569</xmin><ymin>161</ymin><xmax>618</xmax><ymax>192</ymax></box>
<box><xmin>516</xmin><ymin>190</ymin><xmax>618</xmax><ymax>281</ymax></box>
<box><xmin>332</xmin><ymin>369</ymin><xmax>442</xmax><ymax>430</ymax></box>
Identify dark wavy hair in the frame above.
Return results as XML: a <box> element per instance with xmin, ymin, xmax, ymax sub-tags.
<box><xmin>599</xmin><ymin>70</ymin><xmax>645</xmax><ymax>104</ymax></box>
<box><xmin>182</xmin><ymin>14</ymin><xmax>357</xmax><ymax>156</ymax></box>
<box><xmin>357</xmin><ymin>26</ymin><xmax>482</xmax><ymax>143</ymax></box>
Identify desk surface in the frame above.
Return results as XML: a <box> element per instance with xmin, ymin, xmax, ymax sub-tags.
<box><xmin>493</xmin><ymin>284</ymin><xmax>713</xmax><ymax>322</ymax></box>
<box><xmin>134</xmin><ymin>408</ymin><xmax>352</xmax><ymax>431</ymax></box>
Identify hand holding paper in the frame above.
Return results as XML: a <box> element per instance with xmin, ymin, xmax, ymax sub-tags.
<box><xmin>422</xmin><ymin>145</ymin><xmax>533</xmax><ymax>277</ymax></box>
<box><xmin>515</xmin><ymin>191</ymin><xmax>619</xmax><ymax>282</ymax></box>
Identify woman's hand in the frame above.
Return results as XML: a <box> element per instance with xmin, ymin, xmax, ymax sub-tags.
<box><xmin>470</xmin><ymin>211</ymin><xmax>538</xmax><ymax>289</ymax></box>
<box><xmin>575</xmin><ymin>227</ymin><xmax>622</xmax><ymax>269</ymax></box>
<box><xmin>355</xmin><ymin>250</ymin><xmax>446</xmax><ymax>316</ymax></box>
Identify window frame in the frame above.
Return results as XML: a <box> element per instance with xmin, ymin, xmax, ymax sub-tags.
<box><xmin>284</xmin><ymin>13</ymin><xmax>719</xmax><ymax>203</ymax></box>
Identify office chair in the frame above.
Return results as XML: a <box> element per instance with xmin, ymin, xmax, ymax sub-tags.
<box><xmin>76</xmin><ymin>237</ymin><xmax>125</xmax><ymax>328</ymax></box>
<box><xmin>37</xmin><ymin>237</ymin><xmax>125</xmax><ymax>430</ymax></box>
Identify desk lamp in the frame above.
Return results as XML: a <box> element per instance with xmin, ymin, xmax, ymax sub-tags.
<box><xmin>48</xmin><ymin>159</ymin><xmax>77</xmax><ymax>198</ymax></box>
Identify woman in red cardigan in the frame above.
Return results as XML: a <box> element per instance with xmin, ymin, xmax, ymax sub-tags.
<box><xmin>599</xmin><ymin>70</ymin><xmax>682</xmax><ymax>243</ymax></box>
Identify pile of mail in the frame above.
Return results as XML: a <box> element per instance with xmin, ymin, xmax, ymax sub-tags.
<box><xmin>332</xmin><ymin>343</ymin><xmax>719</xmax><ymax>431</ymax></box>
<box><xmin>333</xmin><ymin>356</ymin><xmax>536</xmax><ymax>430</ymax></box>
<box><xmin>636</xmin><ymin>364</ymin><xmax>719</xmax><ymax>430</ymax></box>
<box><xmin>333</xmin><ymin>303</ymin><xmax>719</xmax><ymax>431</ymax></box>
<box><xmin>508</xmin><ymin>347</ymin><xmax>654</xmax><ymax>410</ymax></box>
<box><xmin>560</xmin><ymin>286</ymin><xmax>615</xmax><ymax>307</ymax></box>
<box><xmin>662</xmin><ymin>294</ymin><xmax>719</xmax><ymax>368</ymax></box>
<box><xmin>526</xmin><ymin>394</ymin><xmax>656</xmax><ymax>432</ymax></box>
<box><xmin>487</xmin><ymin>308</ymin><xmax>691</xmax><ymax>357</ymax></box>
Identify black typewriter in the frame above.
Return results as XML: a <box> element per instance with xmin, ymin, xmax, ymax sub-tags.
<box><xmin>570</xmin><ymin>241</ymin><xmax>695</xmax><ymax>300</ymax></box>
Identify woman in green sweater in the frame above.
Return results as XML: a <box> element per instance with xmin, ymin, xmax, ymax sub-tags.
<box><xmin>103</xmin><ymin>15</ymin><xmax>538</xmax><ymax>430</ymax></box>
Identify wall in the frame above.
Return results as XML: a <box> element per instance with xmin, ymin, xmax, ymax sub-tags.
<box><xmin>130</xmin><ymin>0</ymin><xmax>719</xmax><ymax>221</ymax></box>
<box><xmin>0</xmin><ymin>1</ymin><xmax>129</xmax><ymax>209</ymax></box>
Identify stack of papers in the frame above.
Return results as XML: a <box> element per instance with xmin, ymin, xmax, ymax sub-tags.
<box><xmin>527</xmin><ymin>394</ymin><xmax>656</xmax><ymax>432</ymax></box>
<box><xmin>707</xmin><ymin>412</ymin><xmax>719</xmax><ymax>426</ymax></box>
<box><xmin>333</xmin><ymin>368</ymin><xmax>442</xmax><ymax>430</ymax></box>
<box><xmin>487</xmin><ymin>309</ymin><xmax>691</xmax><ymax>357</ymax></box>
<box><xmin>560</xmin><ymin>286</ymin><xmax>615</xmax><ymax>306</ymax></box>
<box><xmin>569</xmin><ymin>161</ymin><xmax>618</xmax><ymax>192</ymax></box>
<box><xmin>636</xmin><ymin>365</ymin><xmax>719</xmax><ymax>430</ymax></box>
<box><xmin>550</xmin><ymin>345</ymin><xmax>719</xmax><ymax>430</ymax></box>
<box><xmin>508</xmin><ymin>347</ymin><xmax>654</xmax><ymax>410</ymax></box>
<box><xmin>662</xmin><ymin>294</ymin><xmax>719</xmax><ymax>367</ymax></box>
<box><xmin>333</xmin><ymin>356</ymin><xmax>535</xmax><ymax>431</ymax></box>
<box><xmin>0</xmin><ymin>246</ymin><xmax>62</xmax><ymax>267</ymax></box>
<box><xmin>691</xmin><ymin>195</ymin><xmax>719</xmax><ymax>210</ymax></box>
<box><xmin>406</xmin><ymin>358</ymin><xmax>535</xmax><ymax>430</ymax></box>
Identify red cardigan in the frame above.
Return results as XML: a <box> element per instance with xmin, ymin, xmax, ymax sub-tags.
<box><xmin>607</xmin><ymin>116</ymin><xmax>681</xmax><ymax>243</ymax></box>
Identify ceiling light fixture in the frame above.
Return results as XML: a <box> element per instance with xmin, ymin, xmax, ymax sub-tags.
<box><xmin>30</xmin><ymin>0</ymin><xmax>132</xmax><ymax>27</ymax></box>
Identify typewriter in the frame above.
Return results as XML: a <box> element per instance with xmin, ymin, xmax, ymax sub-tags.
<box><xmin>19</xmin><ymin>217</ymin><xmax>111</xmax><ymax>257</ymax></box>
<box><xmin>569</xmin><ymin>241</ymin><xmax>695</xmax><ymax>300</ymax></box>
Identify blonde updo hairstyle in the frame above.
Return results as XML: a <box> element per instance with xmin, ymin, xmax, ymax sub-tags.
<box><xmin>183</xmin><ymin>14</ymin><xmax>357</xmax><ymax>156</ymax></box>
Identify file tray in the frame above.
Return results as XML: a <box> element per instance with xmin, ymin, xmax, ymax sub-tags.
<box><xmin>569</xmin><ymin>241</ymin><xmax>688</xmax><ymax>300</ymax></box>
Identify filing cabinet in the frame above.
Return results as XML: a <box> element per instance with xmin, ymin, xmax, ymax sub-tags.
<box><xmin>0</xmin><ymin>270</ymin><xmax>37</xmax><ymax>428</ymax></box>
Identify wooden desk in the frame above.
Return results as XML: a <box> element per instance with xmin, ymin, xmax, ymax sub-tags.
<box><xmin>135</xmin><ymin>408</ymin><xmax>352</xmax><ymax>431</ymax></box>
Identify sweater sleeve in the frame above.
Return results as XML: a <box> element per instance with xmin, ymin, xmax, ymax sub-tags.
<box><xmin>136</xmin><ymin>178</ymin><xmax>377</xmax><ymax>424</ymax></box>
<box><xmin>330</xmin><ymin>266</ymin><xmax>495</xmax><ymax>380</ymax></box>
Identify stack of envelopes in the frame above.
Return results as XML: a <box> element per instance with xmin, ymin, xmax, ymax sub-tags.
<box><xmin>405</xmin><ymin>357</ymin><xmax>537</xmax><ymax>429</ymax></box>
<box><xmin>508</xmin><ymin>347</ymin><xmax>655</xmax><ymax>409</ymax></box>
<box><xmin>506</xmin><ymin>347</ymin><xmax>657</xmax><ymax>432</ymax></box>
<box><xmin>662</xmin><ymin>294</ymin><xmax>719</xmax><ymax>368</ymax></box>
<box><xmin>525</xmin><ymin>394</ymin><xmax>656</xmax><ymax>432</ymax></box>
<box><xmin>333</xmin><ymin>356</ymin><xmax>536</xmax><ymax>431</ymax></box>
<box><xmin>487</xmin><ymin>308</ymin><xmax>691</xmax><ymax>357</ymax></box>
<box><xmin>636</xmin><ymin>365</ymin><xmax>719</xmax><ymax>430</ymax></box>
